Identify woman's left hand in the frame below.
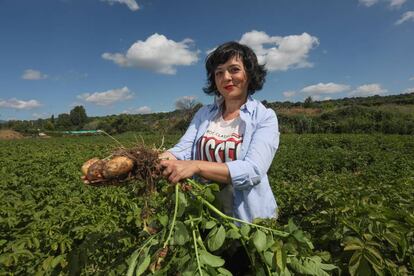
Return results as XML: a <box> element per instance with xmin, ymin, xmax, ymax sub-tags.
<box><xmin>160</xmin><ymin>160</ymin><xmax>200</xmax><ymax>184</ymax></box>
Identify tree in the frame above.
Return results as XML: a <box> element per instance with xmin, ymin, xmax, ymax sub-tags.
<box><xmin>69</xmin><ymin>106</ymin><xmax>88</xmax><ymax>129</ymax></box>
<box><xmin>175</xmin><ymin>96</ymin><xmax>199</xmax><ymax>111</ymax></box>
<box><xmin>304</xmin><ymin>96</ymin><xmax>314</xmax><ymax>108</ymax></box>
<box><xmin>56</xmin><ymin>113</ymin><xmax>72</xmax><ymax>129</ymax></box>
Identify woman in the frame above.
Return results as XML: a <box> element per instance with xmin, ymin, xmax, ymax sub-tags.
<box><xmin>159</xmin><ymin>41</ymin><xmax>279</xmax><ymax>223</ymax></box>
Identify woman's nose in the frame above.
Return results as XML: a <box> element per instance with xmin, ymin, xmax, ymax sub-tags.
<box><xmin>223</xmin><ymin>70</ymin><xmax>232</xmax><ymax>80</ymax></box>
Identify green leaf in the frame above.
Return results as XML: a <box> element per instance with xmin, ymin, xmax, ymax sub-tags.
<box><xmin>227</xmin><ymin>228</ymin><xmax>241</xmax><ymax>239</ymax></box>
<box><xmin>276</xmin><ymin>246</ymin><xmax>287</xmax><ymax>271</ymax></box>
<box><xmin>287</xmin><ymin>219</ymin><xmax>298</xmax><ymax>233</ymax></box>
<box><xmin>50</xmin><ymin>255</ymin><xmax>65</xmax><ymax>268</ymax></box>
<box><xmin>135</xmin><ymin>255</ymin><xmax>151</xmax><ymax>276</ymax></box>
<box><xmin>158</xmin><ymin>214</ymin><xmax>169</xmax><ymax>227</ymax></box>
<box><xmin>253</xmin><ymin>230</ymin><xmax>267</xmax><ymax>252</ymax></box>
<box><xmin>204</xmin><ymin>220</ymin><xmax>216</xmax><ymax>230</ymax></box>
<box><xmin>217</xmin><ymin>267</ymin><xmax>232</xmax><ymax>276</ymax></box>
<box><xmin>176</xmin><ymin>191</ymin><xmax>188</xmax><ymax>218</ymax></box>
<box><xmin>348</xmin><ymin>251</ymin><xmax>362</xmax><ymax>276</ymax></box>
<box><xmin>207</xmin><ymin>225</ymin><xmax>226</xmax><ymax>251</ymax></box>
<box><xmin>289</xmin><ymin>256</ymin><xmax>332</xmax><ymax>276</ymax></box>
<box><xmin>240</xmin><ymin>224</ymin><xmax>250</xmax><ymax>237</ymax></box>
<box><xmin>199</xmin><ymin>250</ymin><xmax>225</xmax><ymax>268</ymax></box>
<box><xmin>203</xmin><ymin>188</ymin><xmax>215</xmax><ymax>202</ymax></box>
<box><xmin>264</xmin><ymin>251</ymin><xmax>274</xmax><ymax>267</ymax></box>
<box><xmin>127</xmin><ymin>248</ymin><xmax>142</xmax><ymax>276</ymax></box>
<box><xmin>174</xmin><ymin>221</ymin><xmax>189</xmax><ymax>245</ymax></box>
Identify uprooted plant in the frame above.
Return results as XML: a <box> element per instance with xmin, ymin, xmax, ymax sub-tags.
<box><xmin>81</xmin><ymin>145</ymin><xmax>338</xmax><ymax>275</ymax></box>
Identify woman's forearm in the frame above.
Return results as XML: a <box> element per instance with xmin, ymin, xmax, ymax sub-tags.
<box><xmin>193</xmin><ymin>160</ymin><xmax>232</xmax><ymax>184</ymax></box>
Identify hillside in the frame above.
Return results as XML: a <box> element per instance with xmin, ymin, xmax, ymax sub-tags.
<box><xmin>2</xmin><ymin>92</ymin><xmax>414</xmax><ymax>135</ymax></box>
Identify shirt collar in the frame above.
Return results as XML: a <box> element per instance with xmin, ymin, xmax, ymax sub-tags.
<box><xmin>210</xmin><ymin>94</ymin><xmax>256</xmax><ymax>114</ymax></box>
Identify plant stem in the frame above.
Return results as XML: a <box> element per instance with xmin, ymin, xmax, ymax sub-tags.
<box><xmin>127</xmin><ymin>234</ymin><xmax>157</xmax><ymax>276</ymax></box>
<box><xmin>190</xmin><ymin>215</ymin><xmax>203</xmax><ymax>276</ymax></box>
<box><xmin>163</xmin><ymin>184</ymin><xmax>179</xmax><ymax>248</ymax></box>
<box><xmin>99</xmin><ymin>130</ymin><xmax>125</xmax><ymax>148</ymax></box>
<box><xmin>186</xmin><ymin>179</ymin><xmax>289</xmax><ymax>237</ymax></box>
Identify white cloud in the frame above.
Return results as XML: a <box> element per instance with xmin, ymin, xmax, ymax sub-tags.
<box><xmin>103</xmin><ymin>33</ymin><xmax>199</xmax><ymax>74</ymax></box>
<box><xmin>395</xmin><ymin>11</ymin><xmax>414</xmax><ymax>25</ymax></box>
<box><xmin>123</xmin><ymin>106</ymin><xmax>152</xmax><ymax>114</ymax></box>
<box><xmin>359</xmin><ymin>0</ymin><xmax>405</xmax><ymax>8</ymax></box>
<box><xmin>21</xmin><ymin>69</ymin><xmax>48</xmax><ymax>80</ymax></box>
<box><xmin>389</xmin><ymin>0</ymin><xmax>406</xmax><ymax>8</ymax></box>
<box><xmin>77</xmin><ymin>86</ymin><xmax>134</xmax><ymax>106</ymax></box>
<box><xmin>301</xmin><ymin>82</ymin><xmax>350</xmax><ymax>95</ymax></box>
<box><xmin>359</xmin><ymin>0</ymin><xmax>378</xmax><ymax>7</ymax></box>
<box><xmin>32</xmin><ymin>112</ymin><xmax>50</xmax><ymax>119</ymax></box>
<box><xmin>101</xmin><ymin>0</ymin><xmax>139</xmax><ymax>11</ymax></box>
<box><xmin>409</xmin><ymin>76</ymin><xmax>414</xmax><ymax>81</ymax></box>
<box><xmin>0</xmin><ymin>98</ymin><xmax>42</xmax><ymax>109</ymax></box>
<box><xmin>403</xmin><ymin>87</ymin><xmax>414</xmax><ymax>94</ymax></box>
<box><xmin>349</xmin><ymin>83</ymin><xmax>388</xmax><ymax>97</ymax></box>
<box><xmin>282</xmin><ymin>90</ymin><xmax>296</xmax><ymax>98</ymax></box>
<box><xmin>239</xmin><ymin>30</ymin><xmax>319</xmax><ymax>71</ymax></box>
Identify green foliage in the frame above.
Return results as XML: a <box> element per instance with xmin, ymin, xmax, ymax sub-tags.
<box><xmin>3</xmin><ymin>92</ymin><xmax>414</xmax><ymax>135</ymax></box>
<box><xmin>0</xmin><ymin>133</ymin><xmax>413</xmax><ymax>275</ymax></box>
<box><xmin>69</xmin><ymin>105</ymin><xmax>88</xmax><ymax>129</ymax></box>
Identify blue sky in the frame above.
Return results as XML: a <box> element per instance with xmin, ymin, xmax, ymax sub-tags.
<box><xmin>0</xmin><ymin>0</ymin><xmax>413</xmax><ymax>120</ymax></box>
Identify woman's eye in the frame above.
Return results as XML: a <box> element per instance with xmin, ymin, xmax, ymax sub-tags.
<box><xmin>230</xmin><ymin>67</ymin><xmax>240</xmax><ymax>73</ymax></box>
<box><xmin>215</xmin><ymin>71</ymin><xmax>223</xmax><ymax>76</ymax></box>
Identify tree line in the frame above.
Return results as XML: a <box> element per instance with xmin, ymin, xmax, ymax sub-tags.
<box><xmin>1</xmin><ymin>93</ymin><xmax>414</xmax><ymax>135</ymax></box>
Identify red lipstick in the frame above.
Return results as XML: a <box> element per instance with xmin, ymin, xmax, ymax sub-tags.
<box><xmin>224</xmin><ymin>85</ymin><xmax>234</xmax><ymax>91</ymax></box>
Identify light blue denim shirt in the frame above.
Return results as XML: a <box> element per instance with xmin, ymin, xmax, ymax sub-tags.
<box><xmin>168</xmin><ymin>95</ymin><xmax>279</xmax><ymax>222</ymax></box>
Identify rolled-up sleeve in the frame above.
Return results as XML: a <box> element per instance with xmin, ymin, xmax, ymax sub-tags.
<box><xmin>168</xmin><ymin>108</ymin><xmax>204</xmax><ymax>160</ymax></box>
<box><xmin>226</xmin><ymin>109</ymin><xmax>279</xmax><ymax>190</ymax></box>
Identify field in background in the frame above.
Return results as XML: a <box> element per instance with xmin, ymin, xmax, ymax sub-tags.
<box><xmin>0</xmin><ymin>133</ymin><xmax>413</xmax><ymax>275</ymax></box>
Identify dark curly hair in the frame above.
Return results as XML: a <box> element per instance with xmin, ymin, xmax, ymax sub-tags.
<box><xmin>203</xmin><ymin>41</ymin><xmax>267</xmax><ymax>96</ymax></box>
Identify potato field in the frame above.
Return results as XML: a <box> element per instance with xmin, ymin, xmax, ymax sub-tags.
<box><xmin>0</xmin><ymin>133</ymin><xmax>413</xmax><ymax>275</ymax></box>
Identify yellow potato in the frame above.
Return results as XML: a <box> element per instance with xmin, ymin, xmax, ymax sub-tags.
<box><xmin>102</xmin><ymin>156</ymin><xmax>134</xmax><ymax>179</ymax></box>
<box><xmin>86</xmin><ymin>160</ymin><xmax>106</xmax><ymax>181</ymax></box>
<box><xmin>81</xmin><ymin>157</ymin><xmax>100</xmax><ymax>176</ymax></box>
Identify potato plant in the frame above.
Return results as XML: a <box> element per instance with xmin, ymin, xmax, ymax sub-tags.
<box><xmin>0</xmin><ymin>133</ymin><xmax>413</xmax><ymax>275</ymax></box>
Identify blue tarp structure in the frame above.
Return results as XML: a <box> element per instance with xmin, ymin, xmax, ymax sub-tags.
<box><xmin>62</xmin><ymin>130</ymin><xmax>103</xmax><ymax>134</ymax></box>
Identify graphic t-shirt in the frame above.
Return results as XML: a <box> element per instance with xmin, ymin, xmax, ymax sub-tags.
<box><xmin>196</xmin><ymin>114</ymin><xmax>245</xmax><ymax>216</ymax></box>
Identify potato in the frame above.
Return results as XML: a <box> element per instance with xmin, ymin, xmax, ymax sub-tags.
<box><xmin>86</xmin><ymin>160</ymin><xmax>106</xmax><ymax>181</ymax></box>
<box><xmin>81</xmin><ymin>157</ymin><xmax>100</xmax><ymax>176</ymax></box>
<box><xmin>102</xmin><ymin>156</ymin><xmax>134</xmax><ymax>179</ymax></box>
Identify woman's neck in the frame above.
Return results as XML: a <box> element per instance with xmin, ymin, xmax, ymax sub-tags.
<box><xmin>222</xmin><ymin>96</ymin><xmax>247</xmax><ymax>120</ymax></box>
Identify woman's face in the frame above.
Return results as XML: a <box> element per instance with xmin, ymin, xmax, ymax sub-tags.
<box><xmin>214</xmin><ymin>56</ymin><xmax>249</xmax><ymax>101</ymax></box>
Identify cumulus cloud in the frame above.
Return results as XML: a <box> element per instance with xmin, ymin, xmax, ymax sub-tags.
<box><xmin>403</xmin><ymin>87</ymin><xmax>414</xmax><ymax>94</ymax></box>
<box><xmin>103</xmin><ymin>33</ymin><xmax>199</xmax><ymax>74</ymax></box>
<box><xmin>101</xmin><ymin>0</ymin><xmax>139</xmax><ymax>11</ymax></box>
<box><xmin>349</xmin><ymin>83</ymin><xmax>388</xmax><ymax>97</ymax></box>
<box><xmin>359</xmin><ymin>0</ymin><xmax>378</xmax><ymax>7</ymax></box>
<box><xmin>239</xmin><ymin>30</ymin><xmax>319</xmax><ymax>71</ymax></box>
<box><xmin>395</xmin><ymin>11</ymin><xmax>414</xmax><ymax>25</ymax></box>
<box><xmin>0</xmin><ymin>98</ymin><xmax>42</xmax><ymax>109</ymax></box>
<box><xmin>359</xmin><ymin>0</ymin><xmax>405</xmax><ymax>8</ymax></box>
<box><xmin>77</xmin><ymin>86</ymin><xmax>134</xmax><ymax>106</ymax></box>
<box><xmin>389</xmin><ymin>0</ymin><xmax>406</xmax><ymax>8</ymax></box>
<box><xmin>32</xmin><ymin>112</ymin><xmax>50</xmax><ymax>119</ymax></box>
<box><xmin>123</xmin><ymin>106</ymin><xmax>152</xmax><ymax>114</ymax></box>
<box><xmin>282</xmin><ymin>90</ymin><xmax>296</xmax><ymax>98</ymax></box>
<box><xmin>301</xmin><ymin>82</ymin><xmax>351</xmax><ymax>95</ymax></box>
<box><xmin>21</xmin><ymin>69</ymin><xmax>48</xmax><ymax>80</ymax></box>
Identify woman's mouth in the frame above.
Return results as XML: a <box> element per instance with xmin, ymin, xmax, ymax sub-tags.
<box><xmin>224</xmin><ymin>85</ymin><xmax>234</xmax><ymax>91</ymax></box>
